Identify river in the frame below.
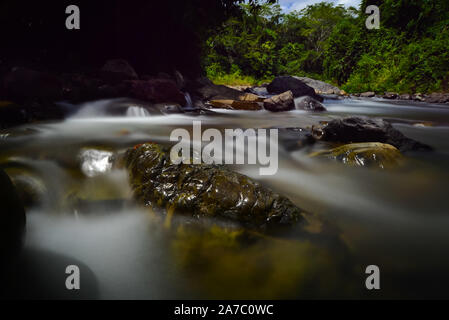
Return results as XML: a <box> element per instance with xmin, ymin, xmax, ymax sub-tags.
<box><xmin>1</xmin><ymin>97</ymin><xmax>449</xmax><ymax>299</ymax></box>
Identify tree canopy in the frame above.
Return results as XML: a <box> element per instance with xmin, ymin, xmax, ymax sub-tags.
<box><xmin>203</xmin><ymin>0</ymin><xmax>449</xmax><ymax>93</ymax></box>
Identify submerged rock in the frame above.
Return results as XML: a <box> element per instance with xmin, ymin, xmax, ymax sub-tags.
<box><xmin>310</xmin><ymin>143</ymin><xmax>404</xmax><ymax>169</ymax></box>
<box><xmin>125</xmin><ymin>143</ymin><xmax>304</xmax><ymax>231</ymax></box>
<box><xmin>295</xmin><ymin>96</ymin><xmax>327</xmax><ymax>112</ymax></box>
<box><xmin>264</xmin><ymin>91</ymin><xmax>295</xmax><ymax>112</ymax></box>
<box><xmin>267</xmin><ymin>76</ymin><xmax>323</xmax><ymax>102</ymax></box>
<box><xmin>0</xmin><ymin>169</ymin><xmax>26</xmax><ymax>259</ymax></box>
<box><xmin>278</xmin><ymin>128</ymin><xmax>316</xmax><ymax>152</ymax></box>
<box><xmin>313</xmin><ymin>117</ymin><xmax>432</xmax><ymax>152</ymax></box>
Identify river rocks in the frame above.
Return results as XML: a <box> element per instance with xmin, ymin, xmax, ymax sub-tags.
<box><xmin>263</xmin><ymin>91</ymin><xmax>295</xmax><ymax>112</ymax></box>
<box><xmin>239</xmin><ymin>93</ymin><xmax>265</xmax><ymax>102</ymax></box>
<box><xmin>126</xmin><ymin>79</ymin><xmax>186</xmax><ymax>105</ymax></box>
<box><xmin>310</xmin><ymin>143</ymin><xmax>404</xmax><ymax>169</ymax></box>
<box><xmin>313</xmin><ymin>116</ymin><xmax>432</xmax><ymax>152</ymax></box>
<box><xmin>267</xmin><ymin>76</ymin><xmax>323</xmax><ymax>102</ymax></box>
<box><xmin>229</xmin><ymin>100</ymin><xmax>262</xmax><ymax>110</ymax></box>
<box><xmin>196</xmin><ymin>83</ymin><xmax>243</xmax><ymax>101</ymax></box>
<box><xmin>425</xmin><ymin>93</ymin><xmax>449</xmax><ymax>104</ymax></box>
<box><xmin>360</xmin><ymin>92</ymin><xmax>375</xmax><ymax>98</ymax></box>
<box><xmin>3</xmin><ymin>67</ymin><xmax>63</xmax><ymax>101</ymax></box>
<box><xmin>295</xmin><ymin>96</ymin><xmax>327</xmax><ymax>112</ymax></box>
<box><xmin>412</xmin><ymin>93</ymin><xmax>426</xmax><ymax>102</ymax></box>
<box><xmin>125</xmin><ymin>143</ymin><xmax>304</xmax><ymax>231</ymax></box>
<box><xmin>382</xmin><ymin>92</ymin><xmax>398</xmax><ymax>99</ymax></box>
<box><xmin>295</xmin><ymin>77</ymin><xmax>341</xmax><ymax>95</ymax></box>
<box><xmin>0</xmin><ymin>169</ymin><xmax>26</xmax><ymax>259</ymax></box>
<box><xmin>208</xmin><ymin>93</ymin><xmax>264</xmax><ymax>110</ymax></box>
<box><xmin>245</xmin><ymin>86</ymin><xmax>269</xmax><ymax>96</ymax></box>
<box><xmin>209</xmin><ymin>99</ymin><xmax>262</xmax><ymax>110</ymax></box>
<box><xmin>399</xmin><ymin>93</ymin><xmax>412</xmax><ymax>100</ymax></box>
<box><xmin>101</xmin><ymin>59</ymin><xmax>138</xmax><ymax>83</ymax></box>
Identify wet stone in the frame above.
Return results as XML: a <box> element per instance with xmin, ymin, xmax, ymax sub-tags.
<box><xmin>124</xmin><ymin>143</ymin><xmax>304</xmax><ymax>231</ymax></box>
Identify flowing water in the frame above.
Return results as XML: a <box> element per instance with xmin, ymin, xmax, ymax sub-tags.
<box><xmin>1</xmin><ymin>97</ymin><xmax>449</xmax><ymax>299</ymax></box>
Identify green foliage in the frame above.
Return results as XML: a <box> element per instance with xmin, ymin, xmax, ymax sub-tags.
<box><xmin>203</xmin><ymin>0</ymin><xmax>449</xmax><ymax>93</ymax></box>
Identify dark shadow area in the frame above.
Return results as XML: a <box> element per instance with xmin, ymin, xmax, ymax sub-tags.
<box><xmin>0</xmin><ymin>248</ymin><xmax>99</xmax><ymax>300</ymax></box>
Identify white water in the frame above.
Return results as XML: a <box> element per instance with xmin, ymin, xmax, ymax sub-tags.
<box><xmin>125</xmin><ymin>106</ymin><xmax>151</xmax><ymax>117</ymax></box>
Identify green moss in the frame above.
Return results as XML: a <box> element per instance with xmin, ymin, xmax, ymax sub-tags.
<box><xmin>310</xmin><ymin>143</ymin><xmax>404</xmax><ymax>169</ymax></box>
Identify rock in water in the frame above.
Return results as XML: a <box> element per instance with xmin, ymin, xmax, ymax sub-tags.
<box><xmin>313</xmin><ymin>117</ymin><xmax>432</xmax><ymax>152</ymax></box>
<box><xmin>382</xmin><ymin>92</ymin><xmax>398</xmax><ymax>100</ymax></box>
<box><xmin>295</xmin><ymin>77</ymin><xmax>341</xmax><ymax>95</ymax></box>
<box><xmin>267</xmin><ymin>76</ymin><xmax>324</xmax><ymax>102</ymax></box>
<box><xmin>360</xmin><ymin>92</ymin><xmax>375</xmax><ymax>98</ymax></box>
<box><xmin>125</xmin><ymin>143</ymin><xmax>303</xmax><ymax>231</ymax></box>
<box><xmin>310</xmin><ymin>143</ymin><xmax>404</xmax><ymax>169</ymax></box>
<box><xmin>295</xmin><ymin>96</ymin><xmax>327</xmax><ymax>112</ymax></box>
<box><xmin>263</xmin><ymin>91</ymin><xmax>295</xmax><ymax>112</ymax></box>
<box><xmin>0</xmin><ymin>169</ymin><xmax>26</xmax><ymax>259</ymax></box>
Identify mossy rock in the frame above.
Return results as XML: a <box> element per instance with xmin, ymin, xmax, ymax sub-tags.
<box><xmin>125</xmin><ymin>143</ymin><xmax>304</xmax><ymax>231</ymax></box>
<box><xmin>310</xmin><ymin>142</ymin><xmax>404</xmax><ymax>169</ymax></box>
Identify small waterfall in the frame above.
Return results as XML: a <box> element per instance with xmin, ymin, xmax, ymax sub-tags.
<box><xmin>184</xmin><ymin>92</ymin><xmax>194</xmax><ymax>109</ymax></box>
<box><xmin>126</xmin><ymin>106</ymin><xmax>151</xmax><ymax>117</ymax></box>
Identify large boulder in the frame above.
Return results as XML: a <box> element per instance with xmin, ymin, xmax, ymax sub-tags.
<box><xmin>313</xmin><ymin>117</ymin><xmax>431</xmax><ymax>152</ymax></box>
<box><xmin>125</xmin><ymin>143</ymin><xmax>303</xmax><ymax>231</ymax></box>
<box><xmin>267</xmin><ymin>76</ymin><xmax>323</xmax><ymax>102</ymax></box>
<box><xmin>0</xmin><ymin>169</ymin><xmax>26</xmax><ymax>259</ymax></box>
<box><xmin>263</xmin><ymin>91</ymin><xmax>295</xmax><ymax>112</ymax></box>
<box><xmin>125</xmin><ymin>79</ymin><xmax>186</xmax><ymax>105</ymax></box>
<box><xmin>295</xmin><ymin>77</ymin><xmax>341</xmax><ymax>95</ymax></box>
<box><xmin>295</xmin><ymin>96</ymin><xmax>326</xmax><ymax>112</ymax></box>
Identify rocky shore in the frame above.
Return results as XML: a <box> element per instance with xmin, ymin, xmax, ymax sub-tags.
<box><xmin>1</xmin><ymin>59</ymin><xmax>448</xmax><ymax>130</ymax></box>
